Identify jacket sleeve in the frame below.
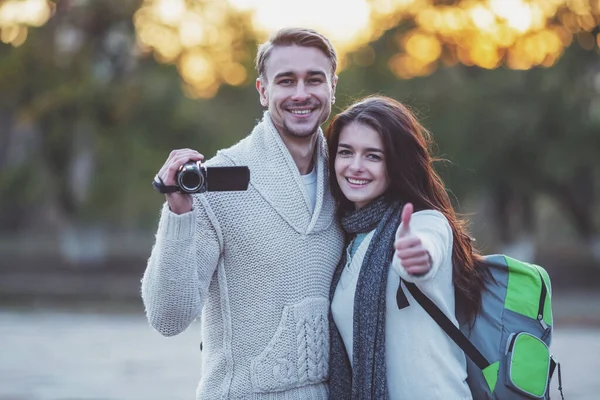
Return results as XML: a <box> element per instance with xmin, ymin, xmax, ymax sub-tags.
<box><xmin>391</xmin><ymin>210</ymin><xmax>453</xmax><ymax>283</ymax></box>
<box><xmin>141</xmin><ymin>193</ymin><xmax>222</xmax><ymax>337</ymax></box>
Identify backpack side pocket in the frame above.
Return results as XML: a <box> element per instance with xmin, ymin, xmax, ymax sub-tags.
<box><xmin>504</xmin><ymin>332</ymin><xmax>551</xmax><ymax>399</ymax></box>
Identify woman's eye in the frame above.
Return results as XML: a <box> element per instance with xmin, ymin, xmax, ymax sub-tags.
<box><xmin>337</xmin><ymin>149</ymin><xmax>351</xmax><ymax>156</ymax></box>
<box><xmin>367</xmin><ymin>154</ymin><xmax>383</xmax><ymax>161</ymax></box>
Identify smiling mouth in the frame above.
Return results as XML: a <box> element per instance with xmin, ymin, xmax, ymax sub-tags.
<box><xmin>346</xmin><ymin>177</ymin><xmax>370</xmax><ymax>186</ymax></box>
<box><xmin>288</xmin><ymin>109</ymin><xmax>314</xmax><ymax>116</ymax></box>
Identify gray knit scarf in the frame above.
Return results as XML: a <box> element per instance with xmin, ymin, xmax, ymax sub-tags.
<box><xmin>329</xmin><ymin>196</ymin><xmax>403</xmax><ymax>399</ymax></box>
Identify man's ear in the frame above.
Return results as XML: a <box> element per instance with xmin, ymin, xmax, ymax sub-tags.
<box><xmin>331</xmin><ymin>74</ymin><xmax>339</xmax><ymax>102</ymax></box>
<box><xmin>256</xmin><ymin>78</ymin><xmax>268</xmax><ymax>107</ymax></box>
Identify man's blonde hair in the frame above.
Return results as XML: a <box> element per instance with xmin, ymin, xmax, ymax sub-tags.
<box><xmin>255</xmin><ymin>27</ymin><xmax>338</xmax><ymax>81</ymax></box>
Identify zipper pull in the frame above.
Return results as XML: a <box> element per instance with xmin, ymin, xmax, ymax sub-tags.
<box><xmin>538</xmin><ymin>314</ymin><xmax>550</xmax><ymax>340</ymax></box>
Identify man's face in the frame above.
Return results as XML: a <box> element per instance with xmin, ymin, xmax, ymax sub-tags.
<box><xmin>256</xmin><ymin>45</ymin><xmax>338</xmax><ymax>140</ymax></box>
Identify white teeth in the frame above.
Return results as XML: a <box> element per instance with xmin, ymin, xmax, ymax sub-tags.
<box><xmin>347</xmin><ymin>178</ymin><xmax>369</xmax><ymax>185</ymax></box>
<box><xmin>290</xmin><ymin>110</ymin><xmax>311</xmax><ymax>115</ymax></box>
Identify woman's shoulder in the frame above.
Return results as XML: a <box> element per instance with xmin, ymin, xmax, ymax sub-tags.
<box><xmin>408</xmin><ymin>208</ymin><xmax>452</xmax><ymax>236</ymax></box>
<box><xmin>412</xmin><ymin>208</ymin><xmax>448</xmax><ymax>222</ymax></box>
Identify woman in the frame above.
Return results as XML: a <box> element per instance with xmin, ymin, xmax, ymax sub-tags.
<box><xmin>326</xmin><ymin>96</ymin><xmax>488</xmax><ymax>399</ymax></box>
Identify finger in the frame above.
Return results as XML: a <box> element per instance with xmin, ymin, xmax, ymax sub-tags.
<box><xmin>160</xmin><ymin>154</ymin><xmax>204</xmax><ymax>182</ymax></box>
<box><xmin>164</xmin><ymin>157</ymin><xmax>193</xmax><ymax>179</ymax></box>
<box><xmin>168</xmin><ymin>148</ymin><xmax>204</xmax><ymax>160</ymax></box>
<box><xmin>160</xmin><ymin>149</ymin><xmax>204</xmax><ymax>171</ymax></box>
<box><xmin>171</xmin><ymin>153</ymin><xmax>203</xmax><ymax>167</ymax></box>
<box><xmin>170</xmin><ymin>150</ymin><xmax>204</xmax><ymax>163</ymax></box>
<box><xmin>395</xmin><ymin>247</ymin><xmax>427</xmax><ymax>260</ymax></box>
<box><xmin>166</xmin><ymin>149</ymin><xmax>190</xmax><ymax>164</ymax></box>
<box><xmin>402</xmin><ymin>203</ymin><xmax>413</xmax><ymax>225</ymax></box>
<box><xmin>184</xmin><ymin>150</ymin><xmax>204</xmax><ymax>161</ymax></box>
<box><xmin>160</xmin><ymin>158</ymin><xmax>187</xmax><ymax>183</ymax></box>
<box><xmin>404</xmin><ymin>265</ymin><xmax>431</xmax><ymax>276</ymax></box>
<box><xmin>395</xmin><ymin>236</ymin><xmax>421</xmax><ymax>251</ymax></box>
<box><xmin>397</xmin><ymin>203</ymin><xmax>414</xmax><ymax>238</ymax></box>
<box><xmin>399</xmin><ymin>255</ymin><xmax>430</xmax><ymax>268</ymax></box>
<box><xmin>165</xmin><ymin>149</ymin><xmax>179</xmax><ymax>164</ymax></box>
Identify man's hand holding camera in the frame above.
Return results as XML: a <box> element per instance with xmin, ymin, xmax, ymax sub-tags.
<box><xmin>154</xmin><ymin>149</ymin><xmax>251</xmax><ymax>215</ymax></box>
<box><xmin>157</xmin><ymin>149</ymin><xmax>204</xmax><ymax>215</ymax></box>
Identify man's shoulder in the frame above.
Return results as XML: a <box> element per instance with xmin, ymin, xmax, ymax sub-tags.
<box><xmin>206</xmin><ymin>121</ymin><xmax>267</xmax><ymax>167</ymax></box>
<box><xmin>205</xmin><ymin>132</ymin><xmax>254</xmax><ymax>167</ymax></box>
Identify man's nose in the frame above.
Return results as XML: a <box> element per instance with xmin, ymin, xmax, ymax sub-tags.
<box><xmin>291</xmin><ymin>81</ymin><xmax>309</xmax><ymax>101</ymax></box>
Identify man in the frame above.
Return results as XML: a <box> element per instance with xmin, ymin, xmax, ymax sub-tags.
<box><xmin>141</xmin><ymin>28</ymin><xmax>345</xmax><ymax>399</ymax></box>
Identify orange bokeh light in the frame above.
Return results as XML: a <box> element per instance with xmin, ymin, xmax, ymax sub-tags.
<box><xmin>3</xmin><ymin>0</ymin><xmax>599</xmax><ymax>97</ymax></box>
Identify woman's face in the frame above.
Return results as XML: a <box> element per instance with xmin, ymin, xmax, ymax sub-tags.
<box><xmin>334</xmin><ymin>122</ymin><xmax>390</xmax><ymax>209</ymax></box>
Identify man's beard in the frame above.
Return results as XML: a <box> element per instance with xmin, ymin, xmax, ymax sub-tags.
<box><xmin>281</xmin><ymin>119</ymin><xmax>321</xmax><ymax>139</ymax></box>
<box><xmin>280</xmin><ymin>102</ymin><xmax>325</xmax><ymax>139</ymax></box>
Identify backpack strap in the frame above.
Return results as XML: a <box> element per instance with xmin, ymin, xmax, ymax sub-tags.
<box><xmin>549</xmin><ymin>356</ymin><xmax>565</xmax><ymax>400</ymax></box>
<box><xmin>402</xmin><ymin>280</ymin><xmax>491</xmax><ymax>371</ymax></box>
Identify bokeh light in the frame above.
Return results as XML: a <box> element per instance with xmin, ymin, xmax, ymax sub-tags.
<box><xmin>3</xmin><ymin>0</ymin><xmax>600</xmax><ymax>97</ymax></box>
<box><xmin>0</xmin><ymin>0</ymin><xmax>54</xmax><ymax>46</ymax></box>
<box><xmin>133</xmin><ymin>0</ymin><xmax>600</xmax><ymax>96</ymax></box>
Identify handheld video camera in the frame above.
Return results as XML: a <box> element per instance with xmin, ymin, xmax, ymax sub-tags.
<box><xmin>153</xmin><ymin>161</ymin><xmax>250</xmax><ymax>194</ymax></box>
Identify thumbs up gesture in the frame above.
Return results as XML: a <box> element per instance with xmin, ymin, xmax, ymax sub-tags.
<box><xmin>394</xmin><ymin>203</ymin><xmax>432</xmax><ymax>276</ymax></box>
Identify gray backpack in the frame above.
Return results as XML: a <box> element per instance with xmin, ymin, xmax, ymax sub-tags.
<box><xmin>402</xmin><ymin>254</ymin><xmax>563</xmax><ymax>399</ymax></box>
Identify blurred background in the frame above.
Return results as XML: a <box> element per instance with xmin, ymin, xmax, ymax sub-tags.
<box><xmin>0</xmin><ymin>0</ymin><xmax>599</xmax><ymax>399</ymax></box>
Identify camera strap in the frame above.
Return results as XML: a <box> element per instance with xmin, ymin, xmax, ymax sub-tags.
<box><xmin>152</xmin><ymin>175</ymin><xmax>180</xmax><ymax>194</ymax></box>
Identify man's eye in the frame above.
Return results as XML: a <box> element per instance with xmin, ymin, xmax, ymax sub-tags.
<box><xmin>308</xmin><ymin>78</ymin><xmax>323</xmax><ymax>84</ymax></box>
<box><xmin>278</xmin><ymin>79</ymin><xmax>293</xmax><ymax>85</ymax></box>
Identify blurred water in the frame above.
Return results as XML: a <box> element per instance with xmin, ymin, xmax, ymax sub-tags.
<box><xmin>0</xmin><ymin>309</ymin><xmax>597</xmax><ymax>400</ymax></box>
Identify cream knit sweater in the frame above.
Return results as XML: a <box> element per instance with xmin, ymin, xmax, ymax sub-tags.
<box><xmin>141</xmin><ymin>112</ymin><xmax>344</xmax><ymax>399</ymax></box>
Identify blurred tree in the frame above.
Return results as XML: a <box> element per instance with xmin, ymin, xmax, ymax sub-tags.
<box><xmin>0</xmin><ymin>0</ymin><xmax>598</xmax><ymax>257</ymax></box>
<box><xmin>0</xmin><ymin>1</ymin><xmax>142</xmax><ymax>232</ymax></box>
<box><xmin>128</xmin><ymin>0</ymin><xmax>600</xmax><ymax>97</ymax></box>
<box><xmin>0</xmin><ymin>0</ymin><xmax>265</xmax><ymax>234</ymax></box>
<box><xmin>337</xmin><ymin>30</ymin><xmax>600</xmax><ymax>246</ymax></box>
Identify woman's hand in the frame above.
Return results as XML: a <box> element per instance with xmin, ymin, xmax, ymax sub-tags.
<box><xmin>394</xmin><ymin>203</ymin><xmax>432</xmax><ymax>276</ymax></box>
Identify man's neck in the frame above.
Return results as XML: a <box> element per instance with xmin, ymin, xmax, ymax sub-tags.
<box><xmin>278</xmin><ymin>132</ymin><xmax>318</xmax><ymax>175</ymax></box>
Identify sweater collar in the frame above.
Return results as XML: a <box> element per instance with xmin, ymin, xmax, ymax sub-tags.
<box><xmin>225</xmin><ymin>112</ymin><xmax>336</xmax><ymax>234</ymax></box>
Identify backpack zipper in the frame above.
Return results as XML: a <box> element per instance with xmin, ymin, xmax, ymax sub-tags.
<box><xmin>536</xmin><ymin>269</ymin><xmax>551</xmax><ymax>340</ymax></box>
<box><xmin>506</xmin><ymin>332</ymin><xmax>518</xmax><ymax>354</ymax></box>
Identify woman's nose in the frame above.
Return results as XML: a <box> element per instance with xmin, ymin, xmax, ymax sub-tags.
<box><xmin>349</xmin><ymin>157</ymin><xmax>364</xmax><ymax>172</ymax></box>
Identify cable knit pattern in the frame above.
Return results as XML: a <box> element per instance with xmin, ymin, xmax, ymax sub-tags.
<box><xmin>141</xmin><ymin>112</ymin><xmax>344</xmax><ymax>400</ymax></box>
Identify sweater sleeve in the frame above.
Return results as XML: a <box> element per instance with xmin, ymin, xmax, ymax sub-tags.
<box><xmin>141</xmin><ymin>194</ymin><xmax>222</xmax><ymax>337</ymax></box>
<box><xmin>391</xmin><ymin>210</ymin><xmax>453</xmax><ymax>283</ymax></box>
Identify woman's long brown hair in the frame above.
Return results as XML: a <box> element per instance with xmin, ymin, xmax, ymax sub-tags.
<box><xmin>325</xmin><ymin>95</ymin><xmax>488</xmax><ymax>322</ymax></box>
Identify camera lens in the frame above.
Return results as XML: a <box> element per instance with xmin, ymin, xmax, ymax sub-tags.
<box><xmin>176</xmin><ymin>161</ymin><xmax>205</xmax><ymax>193</ymax></box>
<box><xmin>179</xmin><ymin>169</ymin><xmax>202</xmax><ymax>192</ymax></box>
<box><xmin>180</xmin><ymin>171</ymin><xmax>201</xmax><ymax>192</ymax></box>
